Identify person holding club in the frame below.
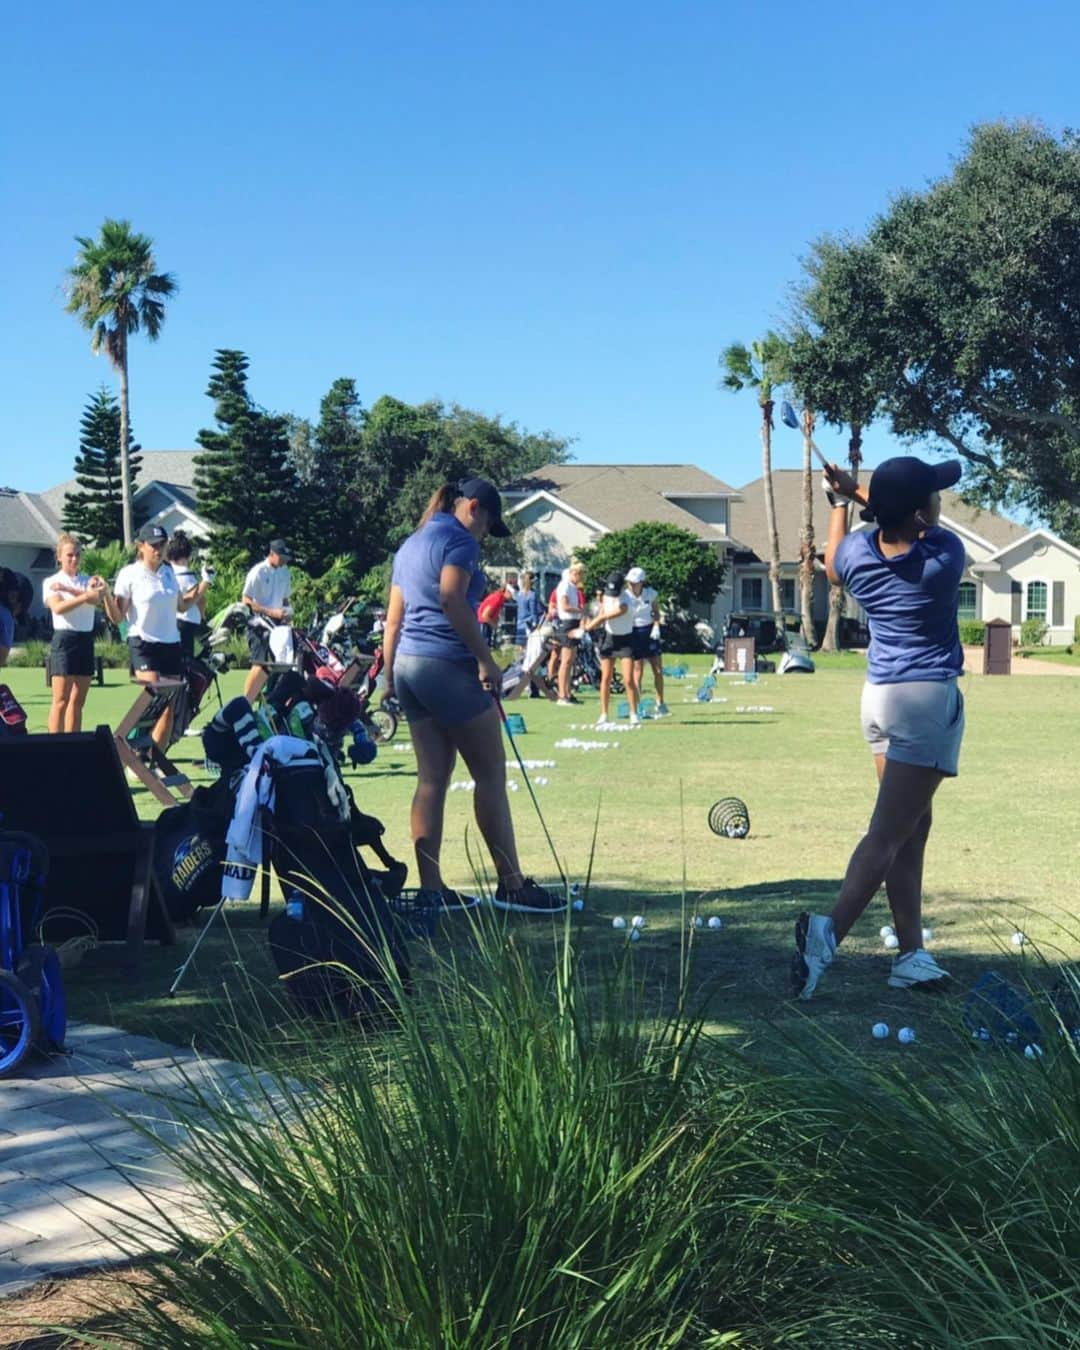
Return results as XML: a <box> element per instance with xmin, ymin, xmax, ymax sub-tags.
<box><xmin>791</xmin><ymin>454</ymin><xmax>965</xmax><ymax>1000</ymax></box>
<box><xmin>584</xmin><ymin>570</ymin><xmax>639</xmax><ymax>725</ymax></box>
<box><xmin>381</xmin><ymin>477</ymin><xmax>564</xmax><ymax>915</ymax></box>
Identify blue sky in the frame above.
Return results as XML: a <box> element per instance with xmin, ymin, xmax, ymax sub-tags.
<box><xmin>5</xmin><ymin>1</ymin><xmax>1079</xmax><ymax>496</ymax></box>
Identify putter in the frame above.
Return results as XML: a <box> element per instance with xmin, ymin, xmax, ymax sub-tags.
<box><xmin>779</xmin><ymin>399</ymin><xmax>830</xmax><ymax>469</ymax></box>
<box><xmin>495</xmin><ymin>695</ymin><xmax>567</xmax><ymax>888</ymax></box>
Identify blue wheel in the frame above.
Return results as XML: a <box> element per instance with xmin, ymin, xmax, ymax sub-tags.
<box><xmin>0</xmin><ymin>969</ymin><xmax>39</xmax><ymax>1078</ymax></box>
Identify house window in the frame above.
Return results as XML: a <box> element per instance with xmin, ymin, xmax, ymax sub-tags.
<box><xmin>740</xmin><ymin>577</ymin><xmax>763</xmax><ymax>609</ymax></box>
<box><xmin>1025</xmin><ymin>580</ymin><xmax>1048</xmax><ymax>622</ymax></box>
<box><xmin>957</xmin><ymin>581</ymin><xmax>977</xmax><ymax>621</ymax></box>
<box><xmin>779</xmin><ymin>578</ymin><xmax>796</xmax><ymax>612</ymax></box>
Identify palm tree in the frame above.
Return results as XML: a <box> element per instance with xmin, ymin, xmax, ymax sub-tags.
<box><xmin>721</xmin><ymin>333</ymin><xmax>788</xmax><ymax>614</ymax></box>
<box><xmin>65</xmin><ymin>220</ymin><xmax>177</xmax><ymax>546</ymax></box>
<box><xmin>798</xmin><ymin>404</ymin><xmax>817</xmax><ymax>645</ymax></box>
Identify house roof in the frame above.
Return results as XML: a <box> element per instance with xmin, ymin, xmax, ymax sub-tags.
<box><xmin>731</xmin><ymin>469</ymin><xmax>1032</xmax><ymax>563</ymax></box>
<box><xmin>39</xmin><ymin>450</ymin><xmax>203</xmax><ymax>531</ymax></box>
<box><xmin>504</xmin><ymin>463</ymin><xmax>739</xmax><ymax>542</ymax></box>
<box><xmin>0</xmin><ymin>490</ymin><xmax>61</xmax><ymax>548</ymax></box>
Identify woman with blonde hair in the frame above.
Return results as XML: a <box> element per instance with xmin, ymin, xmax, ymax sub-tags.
<box><xmin>381</xmin><ymin>477</ymin><xmax>563</xmax><ymax>915</ymax></box>
<box><xmin>43</xmin><ymin>533</ymin><xmax>105</xmax><ymax>733</ymax></box>
<box><xmin>553</xmin><ymin>559</ymin><xmax>586</xmax><ymax>706</ymax></box>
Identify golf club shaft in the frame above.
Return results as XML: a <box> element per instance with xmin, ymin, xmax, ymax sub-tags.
<box><xmin>496</xmin><ymin>697</ymin><xmax>567</xmax><ymax>887</ymax></box>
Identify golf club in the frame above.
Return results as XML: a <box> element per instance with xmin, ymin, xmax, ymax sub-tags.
<box><xmin>495</xmin><ymin>696</ymin><xmax>567</xmax><ymax>888</ymax></box>
<box><xmin>779</xmin><ymin>399</ymin><xmax>831</xmax><ymax>469</ymax></box>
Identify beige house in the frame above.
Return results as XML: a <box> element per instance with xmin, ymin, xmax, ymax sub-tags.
<box><xmin>501</xmin><ymin>463</ymin><xmax>1080</xmax><ymax>645</ymax></box>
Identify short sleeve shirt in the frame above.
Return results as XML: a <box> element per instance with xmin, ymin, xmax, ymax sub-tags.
<box><xmin>834</xmin><ymin>526</ymin><xmax>965</xmax><ymax>684</ymax></box>
<box><xmin>392</xmin><ymin>513</ymin><xmax>485</xmax><ymax>661</ymax></box>
<box><xmin>114</xmin><ymin>562</ymin><xmax>181</xmax><ymax>644</ymax></box>
<box><xmin>44</xmin><ymin>571</ymin><xmax>96</xmax><ymax>633</ymax></box>
<box><xmin>0</xmin><ymin>604</ymin><xmax>13</xmax><ymax>650</ymax></box>
<box><xmin>630</xmin><ymin>586</ymin><xmax>657</xmax><ymax>628</ymax></box>
<box><xmin>603</xmin><ymin>590</ymin><xmax>635</xmax><ymax>637</ymax></box>
<box><xmin>243</xmin><ymin>561</ymin><xmax>291</xmax><ymax>615</ymax></box>
<box><xmin>170</xmin><ymin>565</ymin><xmax>202</xmax><ymax>625</ymax></box>
<box><xmin>555</xmin><ymin>578</ymin><xmax>584</xmax><ymax>621</ymax></box>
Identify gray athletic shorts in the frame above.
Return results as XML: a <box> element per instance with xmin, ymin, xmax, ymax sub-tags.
<box><xmin>860</xmin><ymin>678</ymin><xmax>965</xmax><ymax>777</ymax></box>
<box><xmin>394</xmin><ymin>653</ymin><xmax>493</xmax><ymax>727</ymax></box>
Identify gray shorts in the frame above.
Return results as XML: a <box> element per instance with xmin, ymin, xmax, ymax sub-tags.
<box><xmin>860</xmin><ymin>678</ymin><xmax>965</xmax><ymax>777</ymax></box>
<box><xmin>394</xmin><ymin>653</ymin><xmax>493</xmax><ymax>727</ymax></box>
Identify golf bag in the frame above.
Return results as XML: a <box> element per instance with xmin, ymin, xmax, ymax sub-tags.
<box><xmin>0</xmin><ymin>830</ymin><xmax>66</xmax><ymax>1076</ymax></box>
<box><xmin>0</xmin><ymin>686</ymin><xmax>28</xmax><ymax>738</ymax></box>
<box><xmin>264</xmin><ymin>751</ymin><xmax>410</xmax><ymax>1018</ymax></box>
<box><xmin>153</xmin><ymin>782</ymin><xmax>233</xmax><ymax>923</ymax></box>
<box><xmin>573</xmin><ymin>632</ymin><xmax>624</xmax><ymax>694</ymax></box>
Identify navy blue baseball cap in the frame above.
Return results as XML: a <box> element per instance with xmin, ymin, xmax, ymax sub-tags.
<box><xmin>458</xmin><ymin>477</ymin><xmax>509</xmax><ymax>536</ymax></box>
<box><xmin>864</xmin><ymin>456</ymin><xmax>962</xmax><ymax>522</ymax></box>
<box><xmin>136</xmin><ymin>522</ymin><xmax>169</xmax><ymax>545</ymax></box>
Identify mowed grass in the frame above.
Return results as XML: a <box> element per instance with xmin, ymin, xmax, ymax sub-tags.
<box><xmin>4</xmin><ymin>659</ymin><xmax>1078</xmax><ymax>1060</ymax></box>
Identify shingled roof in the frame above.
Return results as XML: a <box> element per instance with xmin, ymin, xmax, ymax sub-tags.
<box><xmin>0</xmin><ymin>490</ymin><xmax>61</xmax><ymax>547</ymax></box>
<box><xmin>732</xmin><ymin>469</ymin><xmax>1031</xmax><ymax>562</ymax></box>
<box><xmin>39</xmin><ymin>450</ymin><xmax>202</xmax><ymax>527</ymax></box>
<box><xmin>505</xmin><ymin>463</ymin><xmax>739</xmax><ymax>541</ymax></box>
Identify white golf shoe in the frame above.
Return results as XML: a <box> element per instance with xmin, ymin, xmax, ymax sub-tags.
<box><xmin>791</xmin><ymin>912</ymin><xmax>837</xmax><ymax>1000</ymax></box>
<box><xmin>888</xmin><ymin>948</ymin><xmax>950</xmax><ymax>990</ymax></box>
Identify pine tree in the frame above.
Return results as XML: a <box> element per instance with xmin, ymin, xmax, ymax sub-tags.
<box><xmin>194</xmin><ymin>350</ymin><xmax>299</xmax><ymax>560</ymax></box>
<box><xmin>62</xmin><ymin>388</ymin><xmax>142</xmax><ymax>544</ymax></box>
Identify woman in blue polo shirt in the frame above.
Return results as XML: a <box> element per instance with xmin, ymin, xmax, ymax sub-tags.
<box><xmin>792</xmin><ymin>455</ymin><xmax>965</xmax><ymax>1001</ymax></box>
<box><xmin>381</xmin><ymin>477</ymin><xmax>563</xmax><ymax>916</ymax></box>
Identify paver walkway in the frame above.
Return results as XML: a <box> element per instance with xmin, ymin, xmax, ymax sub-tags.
<box><xmin>0</xmin><ymin>1021</ymin><xmax>277</xmax><ymax>1299</ymax></box>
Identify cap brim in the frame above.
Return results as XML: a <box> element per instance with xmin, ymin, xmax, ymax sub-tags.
<box><xmin>933</xmin><ymin>460</ymin><xmax>963</xmax><ymax>491</ymax></box>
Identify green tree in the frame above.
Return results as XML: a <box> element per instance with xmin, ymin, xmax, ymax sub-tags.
<box><xmin>300</xmin><ymin>379</ymin><xmax>370</xmax><ymax>573</ymax></box>
<box><xmin>575</xmin><ymin>521</ymin><xmax>726</xmax><ymax>615</ymax></box>
<box><xmin>721</xmin><ymin>334</ymin><xmax>790</xmax><ymax>613</ymax></box>
<box><xmin>194</xmin><ymin>350</ymin><xmax>299</xmax><ymax>561</ymax></box>
<box><xmin>796</xmin><ymin>122</ymin><xmax>1080</xmax><ymax>543</ymax></box>
<box><xmin>64</xmin><ymin>220</ymin><xmax>177</xmax><ymax>547</ymax></box>
<box><xmin>61</xmin><ymin>389</ymin><xmax>142</xmax><ymax>545</ymax></box>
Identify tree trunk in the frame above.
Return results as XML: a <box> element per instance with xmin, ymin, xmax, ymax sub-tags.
<box><xmin>760</xmin><ymin>398</ymin><xmax>783</xmax><ymax>614</ymax></box>
<box><xmin>799</xmin><ymin>406</ymin><xmax>817</xmax><ymax>645</ymax></box>
<box><xmin>821</xmin><ymin>422</ymin><xmax>864</xmax><ymax>653</ymax></box>
<box><xmin>118</xmin><ymin>331</ymin><xmax>133</xmax><ymax>548</ymax></box>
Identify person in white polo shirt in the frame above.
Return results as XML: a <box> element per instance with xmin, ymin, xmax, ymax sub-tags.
<box><xmin>626</xmin><ymin>566</ymin><xmax>669</xmax><ymax>717</ymax></box>
<box><xmin>242</xmin><ymin>538</ymin><xmax>293</xmax><ymax>703</ymax></box>
<box><xmin>102</xmin><ymin>522</ymin><xmax>205</xmax><ymax>752</ymax></box>
<box><xmin>43</xmin><ymin>532</ymin><xmax>106</xmax><ymax>733</ymax></box>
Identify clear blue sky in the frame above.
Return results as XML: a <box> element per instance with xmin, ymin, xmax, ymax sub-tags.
<box><xmin>5</xmin><ymin>1</ymin><xmax>1079</xmax><ymax>496</ymax></box>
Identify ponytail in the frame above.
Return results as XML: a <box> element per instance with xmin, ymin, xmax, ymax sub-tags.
<box><xmin>419</xmin><ymin>483</ymin><xmax>461</xmax><ymax>526</ymax></box>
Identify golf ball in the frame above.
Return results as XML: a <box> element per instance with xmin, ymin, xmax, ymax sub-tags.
<box><xmin>872</xmin><ymin>1022</ymin><xmax>889</xmax><ymax>1039</ymax></box>
<box><xmin>612</xmin><ymin>916</ymin><xmax>627</xmax><ymax>930</ymax></box>
<box><xmin>880</xmin><ymin>925</ymin><xmax>895</xmax><ymax>940</ymax></box>
<box><xmin>1011</xmin><ymin>931</ymin><xmax>1027</xmax><ymax>948</ymax></box>
<box><xmin>572</xmin><ymin>898</ymin><xmax>584</xmax><ymax>912</ymax></box>
<box><xmin>707</xmin><ymin>916</ymin><xmax>723</xmax><ymax>930</ymax></box>
<box><xmin>692</xmin><ymin>915</ymin><xmax>704</xmax><ymax>929</ymax></box>
<box><xmin>922</xmin><ymin>927</ymin><xmax>933</xmax><ymax>943</ymax></box>
<box><xmin>631</xmin><ymin>915</ymin><xmax>646</xmax><ymax>929</ymax></box>
<box><xmin>629</xmin><ymin>928</ymin><xmax>642</xmax><ymax>942</ymax></box>
<box><xmin>897</xmin><ymin>1027</ymin><xmax>916</xmax><ymax>1045</ymax></box>
<box><xmin>884</xmin><ymin>933</ymin><xmax>900</xmax><ymax>950</ymax></box>
<box><xmin>1024</xmin><ymin>1043</ymin><xmax>1044</xmax><ymax>1059</ymax></box>
<box><xmin>972</xmin><ymin>1027</ymin><xmax>992</xmax><ymax>1042</ymax></box>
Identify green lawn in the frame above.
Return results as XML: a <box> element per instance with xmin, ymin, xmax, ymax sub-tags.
<box><xmin>3</xmin><ymin>659</ymin><xmax>1078</xmax><ymax>1061</ymax></box>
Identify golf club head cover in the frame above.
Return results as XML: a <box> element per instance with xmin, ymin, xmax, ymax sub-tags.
<box><xmin>202</xmin><ymin>696</ymin><xmax>262</xmax><ymax>773</ymax></box>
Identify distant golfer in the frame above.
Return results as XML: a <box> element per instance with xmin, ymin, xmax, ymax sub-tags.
<box><xmin>584</xmin><ymin>571</ymin><xmax>639</xmax><ymax>725</ymax></box>
<box><xmin>43</xmin><ymin>533</ymin><xmax>105</xmax><ymax>733</ymax></box>
<box><xmin>242</xmin><ymin>538</ymin><xmax>293</xmax><ymax>704</ymax></box>
<box><xmin>381</xmin><ymin>477</ymin><xmax>563</xmax><ymax>915</ymax></box>
<box><xmin>792</xmin><ymin>455</ymin><xmax>964</xmax><ymax>1000</ymax></box>
<box><xmin>626</xmin><ymin>567</ymin><xmax>669</xmax><ymax>716</ymax></box>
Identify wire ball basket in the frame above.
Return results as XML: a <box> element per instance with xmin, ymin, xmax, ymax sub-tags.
<box><xmin>708</xmin><ymin>798</ymin><xmax>751</xmax><ymax>839</ymax></box>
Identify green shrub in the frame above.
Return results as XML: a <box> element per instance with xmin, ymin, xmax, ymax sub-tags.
<box><xmin>6</xmin><ymin>639</ymin><xmax>50</xmax><ymax>668</ymax></box>
<box><xmin>97</xmin><ymin>639</ymin><xmax>130</xmax><ymax>669</ymax></box>
<box><xmin>958</xmin><ymin>618</ymin><xmax>985</xmax><ymax>645</ymax></box>
<box><xmin>1074</xmin><ymin>613</ymin><xmax>1080</xmax><ymax>644</ymax></box>
<box><xmin>1021</xmin><ymin>617</ymin><xmax>1048</xmax><ymax>647</ymax></box>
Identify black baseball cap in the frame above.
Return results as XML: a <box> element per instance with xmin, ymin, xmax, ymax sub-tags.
<box><xmin>864</xmin><ymin>456</ymin><xmax>962</xmax><ymax>522</ymax></box>
<box><xmin>603</xmin><ymin>571</ymin><xmax>625</xmax><ymax>596</ymax></box>
<box><xmin>136</xmin><ymin>522</ymin><xmax>168</xmax><ymax>545</ymax></box>
<box><xmin>458</xmin><ymin>477</ymin><xmax>509</xmax><ymax>537</ymax></box>
<box><xmin>268</xmin><ymin>538</ymin><xmax>292</xmax><ymax>558</ymax></box>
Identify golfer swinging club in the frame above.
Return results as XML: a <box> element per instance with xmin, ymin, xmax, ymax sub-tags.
<box><xmin>792</xmin><ymin>454</ymin><xmax>965</xmax><ymax>1000</ymax></box>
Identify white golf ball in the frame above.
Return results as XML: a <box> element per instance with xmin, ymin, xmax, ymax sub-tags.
<box><xmin>707</xmin><ymin>916</ymin><xmax>723</xmax><ymax>930</ymax></box>
<box><xmin>1024</xmin><ymin>1043</ymin><xmax>1044</xmax><ymax>1059</ymax></box>
<box><xmin>922</xmin><ymin>927</ymin><xmax>933</xmax><ymax>943</ymax></box>
<box><xmin>572</xmin><ymin>898</ymin><xmax>584</xmax><ymax>912</ymax></box>
<box><xmin>871</xmin><ymin>1022</ymin><xmax>889</xmax><ymax>1040</ymax></box>
<box><xmin>691</xmin><ymin>915</ymin><xmax>704</xmax><ymax>929</ymax></box>
<box><xmin>884</xmin><ymin>933</ymin><xmax>900</xmax><ymax>950</ymax></box>
<box><xmin>631</xmin><ymin>915</ymin><xmax>646</xmax><ymax>929</ymax></box>
<box><xmin>612</xmin><ymin>916</ymin><xmax>627</xmax><ymax>930</ymax></box>
<box><xmin>897</xmin><ymin>1027</ymin><xmax>916</xmax><ymax>1045</ymax></box>
<box><xmin>880</xmin><ymin>925</ymin><xmax>895</xmax><ymax>940</ymax></box>
<box><xmin>972</xmin><ymin>1027</ymin><xmax>992</xmax><ymax>1042</ymax></box>
<box><xmin>629</xmin><ymin>928</ymin><xmax>642</xmax><ymax>942</ymax></box>
<box><xmin>1011</xmin><ymin>931</ymin><xmax>1026</xmax><ymax>948</ymax></box>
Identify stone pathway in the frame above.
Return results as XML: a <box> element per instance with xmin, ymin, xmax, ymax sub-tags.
<box><xmin>0</xmin><ymin>1021</ymin><xmax>278</xmax><ymax>1299</ymax></box>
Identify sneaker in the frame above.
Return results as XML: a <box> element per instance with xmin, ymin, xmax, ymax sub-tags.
<box><xmin>439</xmin><ymin>887</ymin><xmax>482</xmax><ymax>912</ymax></box>
<box><xmin>791</xmin><ymin>911</ymin><xmax>837</xmax><ymax>1000</ymax></box>
<box><xmin>492</xmin><ymin>877</ymin><xmax>567</xmax><ymax>914</ymax></box>
<box><xmin>655</xmin><ymin>702</ymin><xmax>670</xmax><ymax>717</ymax></box>
<box><xmin>628</xmin><ymin>713</ymin><xmax>641</xmax><ymax>726</ymax></box>
<box><xmin>556</xmin><ymin>698</ymin><xmax>575</xmax><ymax>707</ymax></box>
<box><xmin>888</xmin><ymin>948</ymin><xmax>950</xmax><ymax>990</ymax></box>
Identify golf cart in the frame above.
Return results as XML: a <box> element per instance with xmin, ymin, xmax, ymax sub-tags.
<box><xmin>696</xmin><ymin>610</ymin><xmax>815</xmax><ymax>675</ymax></box>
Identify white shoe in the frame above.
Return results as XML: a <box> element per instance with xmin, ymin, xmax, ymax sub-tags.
<box><xmin>556</xmin><ymin>698</ymin><xmax>574</xmax><ymax>707</ymax></box>
<box><xmin>888</xmin><ymin>948</ymin><xmax>950</xmax><ymax>989</ymax></box>
<box><xmin>791</xmin><ymin>912</ymin><xmax>836</xmax><ymax>1000</ymax></box>
<box><xmin>628</xmin><ymin>713</ymin><xmax>641</xmax><ymax>726</ymax></box>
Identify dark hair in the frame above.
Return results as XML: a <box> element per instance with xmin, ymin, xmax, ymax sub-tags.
<box><xmin>419</xmin><ymin>483</ymin><xmax>461</xmax><ymax>526</ymax></box>
<box><xmin>166</xmin><ymin>529</ymin><xmax>193</xmax><ymax>562</ymax></box>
